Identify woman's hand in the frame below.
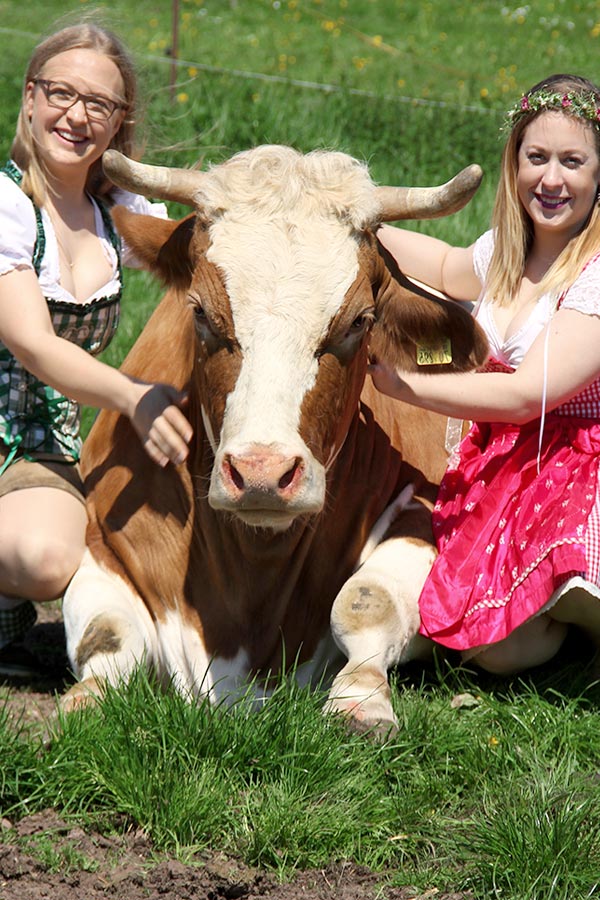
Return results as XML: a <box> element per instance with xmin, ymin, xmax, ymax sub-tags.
<box><xmin>0</xmin><ymin>270</ymin><xmax>193</xmax><ymax>464</ymax></box>
<box><xmin>129</xmin><ymin>382</ymin><xmax>192</xmax><ymax>468</ymax></box>
<box><xmin>368</xmin><ymin>357</ymin><xmax>409</xmax><ymax>401</ymax></box>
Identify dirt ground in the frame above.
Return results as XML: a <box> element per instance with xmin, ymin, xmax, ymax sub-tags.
<box><xmin>0</xmin><ymin>605</ymin><xmax>472</xmax><ymax>900</ymax></box>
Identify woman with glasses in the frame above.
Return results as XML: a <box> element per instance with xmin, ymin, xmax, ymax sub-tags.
<box><xmin>0</xmin><ymin>22</ymin><xmax>192</xmax><ymax>677</ymax></box>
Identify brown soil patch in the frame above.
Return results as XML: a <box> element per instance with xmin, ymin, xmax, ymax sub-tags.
<box><xmin>0</xmin><ymin>812</ymin><xmax>471</xmax><ymax>900</ymax></box>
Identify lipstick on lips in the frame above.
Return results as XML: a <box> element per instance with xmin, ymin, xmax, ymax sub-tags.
<box><xmin>535</xmin><ymin>193</ymin><xmax>570</xmax><ymax>210</ymax></box>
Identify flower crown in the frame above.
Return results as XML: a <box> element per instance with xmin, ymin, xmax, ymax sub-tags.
<box><xmin>504</xmin><ymin>89</ymin><xmax>600</xmax><ymax>131</ymax></box>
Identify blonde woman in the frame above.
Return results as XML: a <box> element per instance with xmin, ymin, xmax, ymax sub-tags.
<box><xmin>374</xmin><ymin>74</ymin><xmax>600</xmax><ymax>674</ymax></box>
<box><xmin>0</xmin><ymin>23</ymin><xmax>192</xmax><ymax>676</ymax></box>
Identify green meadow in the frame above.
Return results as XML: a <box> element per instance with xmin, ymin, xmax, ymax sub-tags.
<box><xmin>2</xmin><ymin>2</ymin><xmax>600</xmax><ymax>897</ymax></box>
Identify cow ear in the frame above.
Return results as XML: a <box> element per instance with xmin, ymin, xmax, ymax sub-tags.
<box><xmin>111</xmin><ymin>206</ymin><xmax>197</xmax><ymax>289</ymax></box>
<box><xmin>369</xmin><ymin>242</ymin><xmax>489</xmax><ymax>373</ymax></box>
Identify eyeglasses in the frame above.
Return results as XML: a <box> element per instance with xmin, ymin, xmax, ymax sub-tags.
<box><xmin>33</xmin><ymin>78</ymin><xmax>126</xmax><ymax>122</ymax></box>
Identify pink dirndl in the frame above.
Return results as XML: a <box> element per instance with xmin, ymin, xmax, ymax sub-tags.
<box><xmin>418</xmin><ymin>403</ymin><xmax>600</xmax><ymax>651</ymax></box>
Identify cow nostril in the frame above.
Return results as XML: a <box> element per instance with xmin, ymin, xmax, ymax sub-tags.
<box><xmin>227</xmin><ymin>459</ymin><xmax>245</xmax><ymax>490</ymax></box>
<box><xmin>279</xmin><ymin>459</ymin><xmax>300</xmax><ymax>490</ymax></box>
<box><xmin>223</xmin><ymin>451</ymin><xmax>304</xmax><ymax>496</ymax></box>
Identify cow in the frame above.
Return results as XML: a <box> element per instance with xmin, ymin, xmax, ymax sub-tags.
<box><xmin>61</xmin><ymin>145</ymin><xmax>488</xmax><ymax>736</ymax></box>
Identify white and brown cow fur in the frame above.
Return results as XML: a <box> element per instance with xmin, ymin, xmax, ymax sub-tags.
<box><xmin>62</xmin><ymin>146</ymin><xmax>488</xmax><ymax>734</ymax></box>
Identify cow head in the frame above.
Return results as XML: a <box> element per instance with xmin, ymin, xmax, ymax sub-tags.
<box><xmin>105</xmin><ymin>146</ymin><xmax>487</xmax><ymax>531</ymax></box>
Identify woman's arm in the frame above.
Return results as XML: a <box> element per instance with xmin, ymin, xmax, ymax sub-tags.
<box><xmin>377</xmin><ymin>224</ymin><xmax>481</xmax><ymax>301</ymax></box>
<box><xmin>370</xmin><ymin>306</ymin><xmax>600</xmax><ymax>424</ymax></box>
<box><xmin>0</xmin><ymin>267</ymin><xmax>191</xmax><ymax>467</ymax></box>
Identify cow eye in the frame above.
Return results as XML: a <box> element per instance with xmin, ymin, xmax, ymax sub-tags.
<box><xmin>316</xmin><ymin>307</ymin><xmax>375</xmax><ymax>361</ymax></box>
<box><xmin>189</xmin><ymin>297</ymin><xmax>232</xmax><ymax>356</ymax></box>
<box><xmin>191</xmin><ymin>301</ymin><xmax>214</xmax><ymax>334</ymax></box>
<box><xmin>348</xmin><ymin>309</ymin><xmax>374</xmax><ymax>335</ymax></box>
<box><xmin>190</xmin><ymin>300</ymin><xmax>216</xmax><ymax>342</ymax></box>
<box><xmin>350</xmin><ymin>314</ymin><xmax>367</xmax><ymax>331</ymax></box>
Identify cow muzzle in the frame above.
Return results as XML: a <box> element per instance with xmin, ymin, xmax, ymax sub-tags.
<box><xmin>209</xmin><ymin>443</ymin><xmax>325</xmax><ymax>529</ymax></box>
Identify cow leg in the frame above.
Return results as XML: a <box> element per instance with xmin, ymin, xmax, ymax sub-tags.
<box><xmin>61</xmin><ymin>550</ymin><xmax>158</xmax><ymax>712</ymax></box>
<box><xmin>325</xmin><ymin>534</ymin><xmax>435</xmax><ymax>737</ymax></box>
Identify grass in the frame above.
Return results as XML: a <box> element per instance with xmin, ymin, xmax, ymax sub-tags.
<box><xmin>2</xmin><ymin>1</ymin><xmax>600</xmax><ymax>896</ymax></box>
<box><xmin>3</xmin><ymin>654</ymin><xmax>600</xmax><ymax>898</ymax></box>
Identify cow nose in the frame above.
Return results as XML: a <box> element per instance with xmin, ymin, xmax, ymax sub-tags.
<box><xmin>222</xmin><ymin>449</ymin><xmax>303</xmax><ymax>497</ymax></box>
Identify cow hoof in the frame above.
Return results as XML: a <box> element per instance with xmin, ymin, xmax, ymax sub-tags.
<box><xmin>325</xmin><ymin>699</ymin><xmax>398</xmax><ymax>741</ymax></box>
<box><xmin>60</xmin><ymin>677</ymin><xmax>105</xmax><ymax>713</ymax></box>
<box><xmin>345</xmin><ymin>714</ymin><xmax>398</xmax><ymax>742</ymax></box>
<box><xmin>325</xmin><ymin>663</ymin><xmax>398</xmax><ymax>740</ymax></box>
<box><xmin>348</xmin><ymin>719</ymin><xmax>398</xmax><ymax>744</ymax></box>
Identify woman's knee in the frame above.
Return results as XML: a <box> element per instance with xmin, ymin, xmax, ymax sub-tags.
<box><xmin>0</xmin><ymin>489</ymin><xmax>87</xmax><ymax>599</ymax></box>
<box><xmin>464</xmin><ymin>616</ymin><xmax>568</xmax><ymax>675</ymax></box>
<box><xmin>0</xmin><ymin>530</ymin><xmax>85</xmax><ymax>600</ymax></box>
<box><xmin>467</xmin><ymin>640</ymin><xmax>523</xmax><ymax>675</ymax></box>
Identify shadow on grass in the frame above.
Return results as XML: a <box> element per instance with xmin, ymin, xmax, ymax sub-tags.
<box><xmin>391</xmin><ymin>625</ymin><xmax>600</xmax><ymax>708</ymax></box>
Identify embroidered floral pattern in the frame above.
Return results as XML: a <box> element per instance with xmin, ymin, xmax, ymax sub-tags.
<box><xmin>418</xmin><ymin>413</ymin><xmax>600</xmax><ymax>650</ymax></box>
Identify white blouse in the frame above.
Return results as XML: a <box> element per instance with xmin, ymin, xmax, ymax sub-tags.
<box><xmin>0</xmin><ymin>173</ymin><xmax>168</xmax><ymax>304</ymax></box>
<box><xmin>472</xmin><ymin>228</ymin><xmax>600</xmax><ymax>368</ymax></box>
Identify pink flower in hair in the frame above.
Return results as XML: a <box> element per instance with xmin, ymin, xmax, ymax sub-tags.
<box><xmin>561</xmin><ymin>95</ymin><xmax>572</xmax><ymax>108</ymax></box>
<box><xmin>520</xmin><ymin>96</ymin><xmax>529</xmax><ymax>110</ymax></box>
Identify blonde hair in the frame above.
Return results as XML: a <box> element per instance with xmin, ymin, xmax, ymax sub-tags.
<box><xmin>486</xmin><ymin>74</ymin><xmax>600</xmax><ymax>307</ymax></box>
<box><xmin>11</xmin><ymin>21</ymin><xmax>139</xmax><ymax>207</ymax></box>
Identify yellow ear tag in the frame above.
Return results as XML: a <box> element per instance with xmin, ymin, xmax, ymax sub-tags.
<box><xmin>416</xmin><ymin>338</ymin><xmax>452</xmax><ymax>366</ymax></box>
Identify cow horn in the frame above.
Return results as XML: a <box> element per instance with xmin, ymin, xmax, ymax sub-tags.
<box><xmin>102</xmin><ymin>150</ymin><xmax>205</xmax><ymax>206</ymax></box>
<box><xmin>375</xmin><ymin>164</ymin><xmax>483</xmax><ymax>221</ymax></box>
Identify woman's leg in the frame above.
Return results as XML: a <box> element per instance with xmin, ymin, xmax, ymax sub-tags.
<box><xmin>0</xmin><ymin>486</ymin><xmax>87</xmax><ymax>601</ymax></box>
<box><xmin>0</xmin><ymin>486</ymin><xmax>87</xmax><ymax>672</ymax></box>
<box><xmin>547</xmin><ymin>586</ymin><xmax>600</xmax><ymax>645</ymax></box>
<box><xmin>463</xmin><ymin>614</ymin><xmax>568</xmax><ymax>675</ymax></box>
